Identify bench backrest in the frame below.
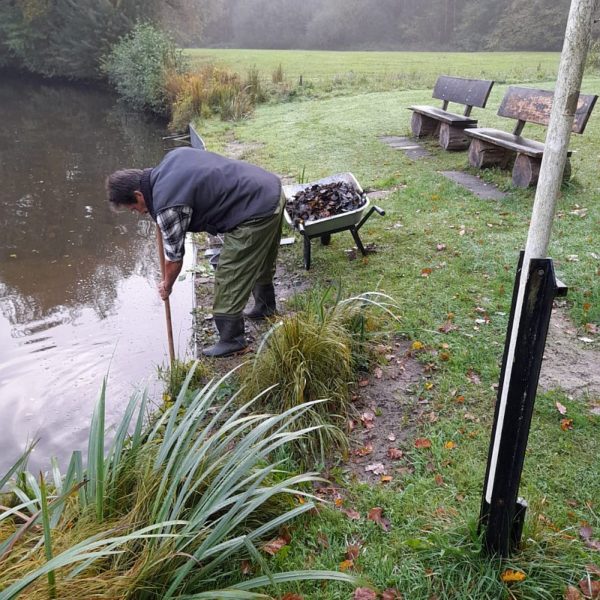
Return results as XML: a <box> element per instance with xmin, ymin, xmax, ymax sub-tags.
<box><xmin>498</xmin><ymin>86</ymin><xmax>598</xmax><ymax>134</ymax></box>
<box><xmin>432</xmin><ymin>76</ymin><xmax>495</xmax><ymax>114</ymax></box>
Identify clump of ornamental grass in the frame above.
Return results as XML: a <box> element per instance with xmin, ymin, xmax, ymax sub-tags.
<box><xmin>166</xmin><ymin>65</ymin><xmax>255</xmax><ymax>130</ymax></box>
<box><xmin>0</xmin><ymin>366</ymin><xmax>357</xmax><ymax>599</ymax></box>
<box><xmin>240</xmin><ymin>287</ymin><xmax>401</xmax><ymax>464</ymax></box>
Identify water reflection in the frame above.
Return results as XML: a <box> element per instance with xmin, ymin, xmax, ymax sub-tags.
<box><xmin>0</xmin><ymin>74</ymin><xmax>193</xmax><ymax>474</ymax></box>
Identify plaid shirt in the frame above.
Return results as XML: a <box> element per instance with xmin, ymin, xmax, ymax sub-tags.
<box><xmin>156</xmin><ymin>206</ymin><xmax>193</xmax><ymax>262</ymax></box>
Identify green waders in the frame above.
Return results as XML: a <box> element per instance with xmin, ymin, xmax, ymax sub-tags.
<box><xmin>202</xmin><ymin>192</ymin><xmax>285</xmax><ymax>357</ymax></box>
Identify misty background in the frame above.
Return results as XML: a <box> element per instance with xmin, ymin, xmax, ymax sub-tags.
<box><xmin>185</xmin><ymin>0</ymin><xmax>575</xmax><ymax>52</ymax></box>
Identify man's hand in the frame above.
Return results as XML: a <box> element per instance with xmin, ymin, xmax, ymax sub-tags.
<box><xmin>158</xmin><ymin>280</ymin><xmax>172</xmax><ymax>300</ymax></box>
<box><xmin>158</xmin><ymin>259</ymin><xmax>183</xmax><ymax>300</ymax></box>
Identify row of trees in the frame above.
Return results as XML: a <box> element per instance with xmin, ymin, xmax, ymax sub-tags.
<box><xmin>0</xmin><ymin>0</ymin><xmax>202</xmax><ymax>80</ymax></box>
<box><xmin>1</xmin><ymin>0</ymin><xmax>596</xmax><ymax>82</ymax></box>
<box><xmin>199</xmin><ymin>0</ymin><xmax>578</xmax><ymax>52</ymax></box>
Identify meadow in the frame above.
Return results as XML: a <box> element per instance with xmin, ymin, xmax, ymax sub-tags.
<box><xmin>2</xmin><ymin>50</ymin><xmax>598</xmax><ymax>599</ymax></box>
<box><xmin>191</xmin><ymin>49</ymin><xmax>600</xmax><ymax>599</ymax></box>
<box><xmin>184</xmin><ymin>49</ymin><xmax>562</xmax><ymax>92</ymax></box>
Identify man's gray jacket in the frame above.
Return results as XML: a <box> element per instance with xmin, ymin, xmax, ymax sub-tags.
<box><xmin>141</xmin><ymin>147</ymin><xmax>281</xmax><ymax>235</ymax></box>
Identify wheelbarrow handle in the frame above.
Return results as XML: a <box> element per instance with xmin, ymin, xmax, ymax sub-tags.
<box><xmin>356</xmin><ymin>205</ymin><xmax>385</xmax><ymax>230</ymax></box>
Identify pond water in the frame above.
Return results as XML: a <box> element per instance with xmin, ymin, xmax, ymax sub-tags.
<box><xmin>0</xmin><ymin>74</ymin><xmax>194</xmax><ymax>475</ymax></box>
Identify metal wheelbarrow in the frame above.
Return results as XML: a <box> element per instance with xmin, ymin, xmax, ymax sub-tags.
<box><xmin>282</xmin><ymin>172</ymin><xmax>385</xmax><ymax>270</ymax></box>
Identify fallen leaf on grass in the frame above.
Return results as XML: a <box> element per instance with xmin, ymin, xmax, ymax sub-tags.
<box><xmin>381</xmin><ymin>475</ymin><xmax>393</xmax><ymax>483</ymax></box>
<box><xmin>501</xmin><ymin>569</ymin><xmax>527</xmax><ymax>583</ymax></box>
<box><xmin>444</xmin><ymin>441</ymin><xmax>457</xmax><ymax>449</ymax></box>
<box><xmin>387</xmin><ymin>447</ymin><xmax>404</xmax><ymax>460</ymax></box>
<box><xmin>382</xmin><ymin>589</ymin><xmax>404</xmax><ymax>600</ymax></box>
<box><xmin>240</xmin><ymin>559</ymin><xmax>252</xmax><ymax>575</ymax></box>
<box><xmin>584</xmin><ymin>323</ymin><xmax>598</xmax><ymax>334</ymax></box>
<box><xmin>579</xmin><ymin>578</ymin><xmax>600</xmax><ymax>598</ymax></box>
<box><xmin>587</xmin><ymin>565</ymin><xmax>600</xmax><ymax>577</ymax></box>
<box><xmin>365</xmin><ymin>462</ymin><xmax>386</xmax><ymax>475</ymax></box>
<box><xmin>353</xmin><ymin>588</ymin><xmax>378</xmax><ymax>600</ymax></box>
<box><xmin>339</xmin><ymin>559</ymin><xmax>354</xmax><ymax>571</ymax></box>
<box><xmin>435</xmin><ymin>473</ymin><xmax>444</xmax><ymax>486</ymax></box>
<box><xmin>580</xmin><ymin>525</ymin><xmax>600</xmax><ymax>551</ymax></box>
<box><xmin>354</xmin><ymin>444</ymin><xmax>374</xmax><ymax>457</ymax></box>
<box><xmin>421</xmin><ymin>267</ymin><xmax>433</xmax><ymax>277</ymax></box>
<box><xmin>414</xmin><ymin>438</ymin><xmax>432</xmax><ymax>449</ymax></box>
<box><xmin>467</xmin><ymin>369</ymin><xmax>481</xmax><ymax>385</ymax></box>
<box><xmin>346</xmin><ymin>543</ymin><xmax>361</xmax><ymax>560</ymax></box>
<box><xmin>262</xmin><ymin>533</ymin><xmax>291</xmax><ymax>555</ymax></box>
<box><xmin>342</xmin><ymin>508</ymin><xmax>361</xmax><ymax>520</ymax></box>
<box><xmin>556</xmin><ymin>401</ymin><xmax>568</xmax><ymax>415</ymax></box>
<box><xmin>282</xmin><ymin>594</ymin><xmax>304</xmax><ymax>600</ymax></box>
<box><xmin>564</xmin><ymin>585</ymin><xmax>582</xmax><ymax>599</ymax></box>
<box><xmin>361</xmin><ymin>410</ymin><xmax>376</xmax><ymax>429</ymax></box>
<box><xmin>561</xmin><ymin>418</ymin><xmax>574</xmax><ymax>431</ymax></box>
<box><xmin>368</xmin><ymin>507</ymin><xmax>391</xmax><ymax>531</ymax></box>
<box><xmin>438</xmin><ymin>320</ymin><xmax>458</xmax><ymax>333</ymax></box>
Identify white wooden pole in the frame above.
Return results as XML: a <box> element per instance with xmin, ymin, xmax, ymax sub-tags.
<box><xmin>485</xmin><ymin>0</ymin><xmax>598</xmax><ymax>503</ymax></box>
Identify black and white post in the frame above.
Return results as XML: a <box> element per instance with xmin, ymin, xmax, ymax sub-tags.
<box><xmin>479</xmin><ymin>0</ymin><xmax>599</xmax><ymax>557</ymax></box>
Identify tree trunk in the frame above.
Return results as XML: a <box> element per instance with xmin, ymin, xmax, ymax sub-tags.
<box><xmin>512</xmin><ymin>154</ymin><xmax>541</xmax><ymax>188</ymax></box>
<box><xmin>468</xmin><ymin>139</ymin><xmax>512</xmax><ymax>168</ymax></box>
<box><xmin>411</xmin><ymin>112</ymin><xmax>438</xmax><ymax>138</ymax></box>
<box><xmin>439</xmin><ymin>123</ymin><xmax>471</xmax><ymax>150</ymax></box>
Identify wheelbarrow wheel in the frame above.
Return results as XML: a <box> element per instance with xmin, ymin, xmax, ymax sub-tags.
<box><xmin>303</xmin><ymin>236</ymin><xmax>311</xmax><ymax>270</ymax></box>
<box><xmin>320</xmin><ymin>233</ymin><xmax>331</xmax><ymax>246</ymax></box>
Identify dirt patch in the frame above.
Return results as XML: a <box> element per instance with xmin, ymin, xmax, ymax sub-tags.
<box><xmin>540</xmin><ymin>304</ymin><xmax>600</xmax><ymax>400</ymax></box>
<box><xmin>343</xmin><ymin>341</ymin><xmax>425</xmax><ymax>485</ymax></box>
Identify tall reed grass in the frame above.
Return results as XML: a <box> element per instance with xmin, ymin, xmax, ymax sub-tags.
<box><xmin>167</xmin><ymin>65</ymin><xmax>255</xmax><ymax>131</ymax></box>
<box><xmin>0</xmin><ymin>366</ymin><xmax>357</xmax><ymax>599</ymax></box>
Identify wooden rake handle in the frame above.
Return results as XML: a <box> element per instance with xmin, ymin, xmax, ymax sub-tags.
<box><xmin>156</xmin><ymin>225</ymin><xmax>176</xmax><ymax>364</ymax></box>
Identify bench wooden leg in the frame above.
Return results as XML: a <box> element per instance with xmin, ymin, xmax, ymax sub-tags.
<box><xmin>563</xmin><ymin>158</ymin><xmax>572</xmax><ymax>182</ymax></box>
<box><xmin>411</xmin><ymin>112</ymin><xmax>438</xmax><ymax>138</ymax></box>
<box><xmin>512</xmin><ymin>155</ymin><xmax>571</xmax><ymax>188</ymax></box>
<box><xmin>468</xmin><ymin>139</ymin><xmax>512</xmax><ymax>169</ymax></box>
<box><xmin>512</xmin><ymin>154</ymin><xmax>541</xmax><ymax>188</ymax></box>
<box><xmin>439</xmin><ymin>123</ymin><xmax>471</xmax><ymax>151</ymax></box>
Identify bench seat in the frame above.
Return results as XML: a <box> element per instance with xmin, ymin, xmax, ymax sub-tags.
<box><xmin>465</xmin><ymin>86</ymin><xmax>596</xmax><ymax>187</ymax></box>
<box><xmin>465</xmin><ymin>128</ymin><xmax>574</xmax><ymax>159</ymax></box>
<box><xmin>407</xmin><ymin>76</ymin><xmax>494</xmax><ymax>150</ymax></box>
<box><xmin>409</xmin><ymin>105</ymin><xmax>477</xmax><ymax>127</ymax></box>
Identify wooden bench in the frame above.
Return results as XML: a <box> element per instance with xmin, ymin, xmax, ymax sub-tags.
<box><xmin>465</xmin><ymin>86</ymin><xmax>598</xmax><ymax>188</ymax></box>
<box><xmin>409</xmin><ymin>75</ymin><xmax>495</xmax><ymax>150</ymax></box>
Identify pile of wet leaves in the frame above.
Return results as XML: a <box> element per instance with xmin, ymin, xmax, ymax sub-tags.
<box><xmin>286</xmin><ymin>181</ymin><xmax>367</xmax><ymax>228</ymax></box>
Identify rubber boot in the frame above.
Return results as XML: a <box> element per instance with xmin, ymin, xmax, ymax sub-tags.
<box><xmin>202</xmin><ymin>314</ymin><xmax>247</xmax><ymax>358</ymax></box>
<box><xmin>244</xmin><ymin>282</ymin><xmax>277</xmax><ymax>320</ymax></box>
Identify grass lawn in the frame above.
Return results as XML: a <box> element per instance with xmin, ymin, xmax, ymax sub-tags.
<box><xmin>191</xmin><ymin>51</ymin><xmax>600</xmax><ymax>599</ymax></box>
<box><xmin>184</xmin><ymin>49</ymin><xmax>562</xmax><ymax>95</ymax></box>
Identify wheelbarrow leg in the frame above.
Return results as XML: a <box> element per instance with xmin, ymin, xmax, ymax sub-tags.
<box><xmin>303</xmin><ymin>235</ymin><xmax>312</xmax><ymax>270</ymax></box>
<box><xmin>350</xmin><ymin>227</ymin><xmax>367</xmax><ymax>256</ymax></box>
